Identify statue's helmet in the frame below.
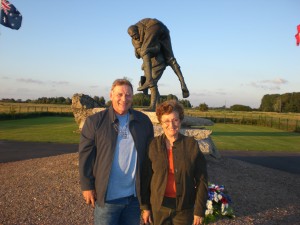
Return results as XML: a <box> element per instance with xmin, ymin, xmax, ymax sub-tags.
<box><xmin>127</xmin><ymin>25</ymin><xmax>138</xmax><ymax>37</ymax></box>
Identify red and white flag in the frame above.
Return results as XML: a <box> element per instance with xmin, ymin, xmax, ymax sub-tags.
<box><xmin>296</xmin><ymin>24</ymin><xmax>300</xmax><ymax>46</ymax></box>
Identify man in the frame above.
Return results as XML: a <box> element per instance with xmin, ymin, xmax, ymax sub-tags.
<box><xmin>128</xmin><ymin>18</ymin><xmax>190</xmax><ymax>98</ymax></box>
<box><xmin>79</xmin><ymin>78</ymin><xmax>154</xmax><ymax>225</ymax></box>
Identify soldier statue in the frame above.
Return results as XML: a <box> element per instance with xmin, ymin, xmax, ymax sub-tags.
<box><xmin>128</xmin><ymin>18</ymin><xmax>189</xmax><ymax>111</ymax></box>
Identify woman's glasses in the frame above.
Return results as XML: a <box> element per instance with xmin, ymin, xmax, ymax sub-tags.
<box><xmin>161</xmin><ymin>118</ymin><xmax>180</xmax><ymax>126</ymax></box>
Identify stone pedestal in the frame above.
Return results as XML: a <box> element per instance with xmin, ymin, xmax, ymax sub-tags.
<box><xmin>71</xmin><ymin>93</ymin><xmax>220</xmax><ymax>158</ymax></box>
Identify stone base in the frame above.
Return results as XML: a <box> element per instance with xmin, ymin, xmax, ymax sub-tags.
<box><xmin>141</xmin><ymin>111</ymin><xmax>214</xmax><ymax>126</ymax></box>
<box><xmin>70</xmin><ymin>94</ymin><xmax>219</xmax><ymax>158</ymax></box>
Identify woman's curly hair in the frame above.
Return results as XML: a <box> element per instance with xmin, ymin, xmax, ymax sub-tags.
<box><xmin>156</xmin><ymin>99</ymin><xmax>184</xmax><ymax>123</ymax></box>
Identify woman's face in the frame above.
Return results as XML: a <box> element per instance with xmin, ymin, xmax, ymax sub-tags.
<box><xmin>160</xmin><ymin>111</ymin><xmax>181</xmax><ymax>139</ymax></box>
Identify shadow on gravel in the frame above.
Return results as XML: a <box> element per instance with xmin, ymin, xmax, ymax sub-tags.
<box><xmin>220</xmin><ymin>150</ymin><xmax>300</xmax><ymax>175</ymax></box>
<box><xmin>213</xmin><ymin>131</ymin><xmax>299</xmax><ymax>137</ymax></box>
<box><xmin>1</xmin><ymin>140</ymin><xmax>300</xmax><ymax>176</ymax></box>
<box><xmin>0</xmin><ymin>140</ymin><xmax>78</xmax><ymax>163</ymax></box>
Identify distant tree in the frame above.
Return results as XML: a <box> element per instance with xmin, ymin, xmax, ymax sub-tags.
<box><xmin>133</xmin><ymin>93</ymin><xmax>150</xmax><ymax>106</ymax></box>
<box><xmin>93</xmin><ymin>96</ymin><xmax>105</xmax><ymax>106</ymax></box>
<box><xmin>199</xmin><ymin>103</ymin><xmax>209</xmax><ymax>111</ymax></box>
<box><xmin>57</xmin><ymin>97</ymin><xmax>66</xmax><ymax>104</ymax></box>
<box><xmin>179</xmin><ymin>99</ymin><xmax>192</xmax><ymax>108</ymax></box>
<box><xmin>280</xmin><ymin>92</ymin><xmax>300</xmax><ymax>113</ymax></box>
<box><xmin>106</xmin><ymin>100</ymin><xmax>112</xmax><ymax>107</ymax></box>
<box><xmin>260</xmin><ymin>94</ymin><xmax>280</xmax><ymax>112</ymax></box>
<box><xmin>0</xmin><ymin>98</ymin><xmax>16</xmax><ymax>103</ymax></box>
<box><xmin>230</xmin><ymin>104</ymin><xmax>252</xmax><ymax>111</ymax></box>
<box><xmin>65</xmin><ymin>97</ymin><xmax>72</xmax><ymax>105</ymax></box>
<box><xmin>260</xmin><ymin>92</ymin><xmax>300</xmax><ymax>113</ymax></box>
<box><xmin>93</xmin><ymin>96</ymin><xmax>100</xmax><ymax>103</ymax></box>
<box><xmin>159</xmin><ymin>95</ymin><xmax>167</xmax><ymax>103</ymax></box>
<box><xmin>99</xmin><ymin>96</ymin><xmax>106</xmax><ymax>106</ymax></box>
<box><xmin>166</xmin><ymin>94</ymin><xmax>178</xmax><ymax>101</ymax></box>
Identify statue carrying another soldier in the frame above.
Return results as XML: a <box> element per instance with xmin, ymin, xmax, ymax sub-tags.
<box><xmin>128</xmin><ymin>18</ymin><xmax>189</xmax><ymax>111</ymax></box>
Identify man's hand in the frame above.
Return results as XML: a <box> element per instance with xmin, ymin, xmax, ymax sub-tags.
<box><xmin>193</xmin><ymin>215</ymin><xmax>204</xmax><ymax>225</ymax></box>
<box><xmin>142</xmin><ymin>210</ymin><xmax>152</xmax><ymax>224</ymax></box>
<box><xmin>82</xmin><ymin>190</ymin><xmax>97</xmax><ymax>208</ymax></box>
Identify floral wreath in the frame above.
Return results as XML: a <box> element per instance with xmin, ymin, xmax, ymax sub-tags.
<box><xmin>204</xmin><ymin>183</ymin><xmax>235</xmax><ymax>224</ymax></box>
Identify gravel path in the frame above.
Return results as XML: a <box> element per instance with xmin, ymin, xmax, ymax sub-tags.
<box><xmin>0</xmin><ymin>153</ymin><xmax>300</xmax><ymax>225</ymax></box>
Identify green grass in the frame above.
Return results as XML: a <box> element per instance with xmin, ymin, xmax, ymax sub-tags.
<box><xmin>205</xmin><ymin>124</ymin><xmax>300</xmax><ymax>152</ymax></box>
<box><xmin>0</xmin><ymin>117</ymin><xmax>299</xmax><ymax>152</ymax></box>
<box><xmin>0</xmin><ymin>117</ymin><xmax>80</xmax><ymax>144</ymax></box>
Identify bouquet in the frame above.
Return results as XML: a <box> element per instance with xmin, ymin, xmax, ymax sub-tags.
<box><xmin>204</xmin><ymin>183</ymin><xmax>235</xmax><ymax>224</ymax></box>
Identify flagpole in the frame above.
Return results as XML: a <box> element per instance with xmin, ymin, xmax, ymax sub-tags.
<box><xmin>0</xmin><ymin>0</ymin><xmax>2</xmax><ymax>35</ymax></box>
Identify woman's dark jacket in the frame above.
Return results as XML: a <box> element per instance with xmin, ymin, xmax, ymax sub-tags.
<box><xmin>78</xmin><ymin>106</ymin><xmax>154</xmax><ymax>207</ymax></box>
<box><xmin>140</xmin><ymin>133</ymin><xmax>208</xmax><ymax>217</ymax></box>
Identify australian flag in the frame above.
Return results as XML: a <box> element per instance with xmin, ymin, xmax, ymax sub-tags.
<box><xmin>1</xmin><ymin>0</ymin><xmax>22</xmax><ymax>30</ymax></box>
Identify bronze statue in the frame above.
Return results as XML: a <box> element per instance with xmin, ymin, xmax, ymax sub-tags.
<box><xmin>128</xmin><ymin>18</ymin><xmax>189</xmax><ymax>111</ymax></box>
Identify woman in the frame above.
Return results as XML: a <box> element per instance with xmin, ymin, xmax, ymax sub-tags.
<box><xmin>141</xmin><ymin>100</ymin><xmax>208</xmax><ymax>225</ymax></box>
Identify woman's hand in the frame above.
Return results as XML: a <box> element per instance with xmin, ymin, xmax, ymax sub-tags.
<box><xmin>142</xmin><ymin>210</ymin><xmax>152</xmax><ymax>224</ymax></box>
<box><xmin>193</xmin><ymin>215</ymin><xmax>204</xmax><ymax>225</ymax></box>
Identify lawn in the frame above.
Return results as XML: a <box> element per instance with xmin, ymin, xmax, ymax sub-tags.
<box><xmin>206</xmin><ymin>123</ymin><xmax>300</xmax><ymax>152</ymax></box>
<box><xmin>0</xmin><ymin>117</ymin><xmax>80</xmax><ymax>144</ymax></box>
<box><xmin>0</xmin><ymin>117</ymin><xmax>299</xmax><ymax>152</ymax></box>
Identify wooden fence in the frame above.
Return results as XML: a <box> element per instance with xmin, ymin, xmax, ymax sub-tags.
<box><xmin>1</xmin><ymin>104</ymin><xmax>300</xmax><ymax>132</ymax></box>
<box><xmin>186</xmin><ymin>111</ymin><xmax>300</xmax><ymax>132</ymax></box>
<box><xmin>0</xmin><ymin>104</ymin><xmax>73</xmax><ymax>114</ymax></box>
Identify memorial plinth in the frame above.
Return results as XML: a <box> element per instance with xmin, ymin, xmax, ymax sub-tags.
<box><xmin>71</xmin><ymin>93</ymin><xmax>220</xmax><ymax>158</ymax></box>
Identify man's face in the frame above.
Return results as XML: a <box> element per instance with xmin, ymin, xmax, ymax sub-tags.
<box><xmin>128</xmin><ymin>28</ymin><xmax>140</xmax><ymax>41</ymax></box>
<box><xmin>110</xmin><ymin>85</ymin><xmax>133</xmax><ymax>115</ymax></box>
<box><xmin>131</xmin><ymin>32</ymin><xmax>140</xmax><ymax>40</ymax></box>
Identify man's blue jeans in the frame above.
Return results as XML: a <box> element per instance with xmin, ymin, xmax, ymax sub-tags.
<box><xmin>94</xmin><ymin>195</ymin><xmax>140</xmax><ymax>225</ymax></box>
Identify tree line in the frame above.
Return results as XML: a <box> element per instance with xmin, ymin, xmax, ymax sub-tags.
<box><xmin>2</xmin><ymin>91</ymin><xmax>299</xmax><ymax>112</ymax></box>
<box><xmin>0</xmin><ymin>94</ymin><xmax>192</xmax><ymax>108</ymax></box>
<box><xmin>260</xmin><ymin>92</ymin><xmax>300</xmax><ymax>113</ymax></box>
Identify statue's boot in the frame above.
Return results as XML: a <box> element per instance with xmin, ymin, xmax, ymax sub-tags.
<box><xmin>143</xmin><ymin>86</ymin><xmax>159</xmax><ymax>112</ymax></box>
<box><xmin>137</xmin><ymin>55</ymin><xmax>155</xmax><ymax>91</ymax></box>
<box><xmin>169</xmin><ymin>59</ymin><xmax>190</xmax><ymax>98</ymax></box>
<box><xmin>139</xmin><ymin>76</ymin><xmax>149</xmax><ymax>95</ymax></box>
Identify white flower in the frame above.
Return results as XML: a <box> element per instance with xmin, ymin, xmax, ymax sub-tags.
<box><xmin>221</xmin><ymin>203</ymin><xmax>229</xmax><ymax>215</ymax></box>
<box><xmin>206</xmin><ymin>200</ymin><xmax>213</xmax><ymax>209</ymax></box>
<box><xmin>205</xmin><ymin>209</ymin><xmax>214</xmax><ymax>216</ymax></box>
<box><xmin>218</xmin><ymin>194</ymin><xmax>223</xmax><ymax>200</ymax></box>
<box><xmin>214</xmin><ymin>193</ymin><xmax>219</xmax><ymax>202</ymax></box>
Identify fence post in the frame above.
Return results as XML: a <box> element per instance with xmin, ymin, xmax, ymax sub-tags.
<box><xmin>270</xmin><ymin>117</ymin><xmax>273</xmax><ymax>128</ymax></box>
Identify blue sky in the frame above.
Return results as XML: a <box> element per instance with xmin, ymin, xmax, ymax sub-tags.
<box><xmin>0</xmin><ymin>0</ymin><xmax>299</xmax><ymax>108</ymax></box>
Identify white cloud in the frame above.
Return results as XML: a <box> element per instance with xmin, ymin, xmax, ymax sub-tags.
<box><xmin>17</xmin><ymin>78</ymin><xmax>44</xmax><ymax>84</ymax></box>
<box><xmin>248</xmin><ymin>77</ymin><xmax>288</xmax><ymax>90</ymax></box>
<box><xmin>261</xmin><ymin>78</ymin><xmax>288</xmax><ymax>84</ymax></box>
<box><xmin>51</xmin><ymin>81</ymin><xmax>70</xmax><ymax>85</ymax></box>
